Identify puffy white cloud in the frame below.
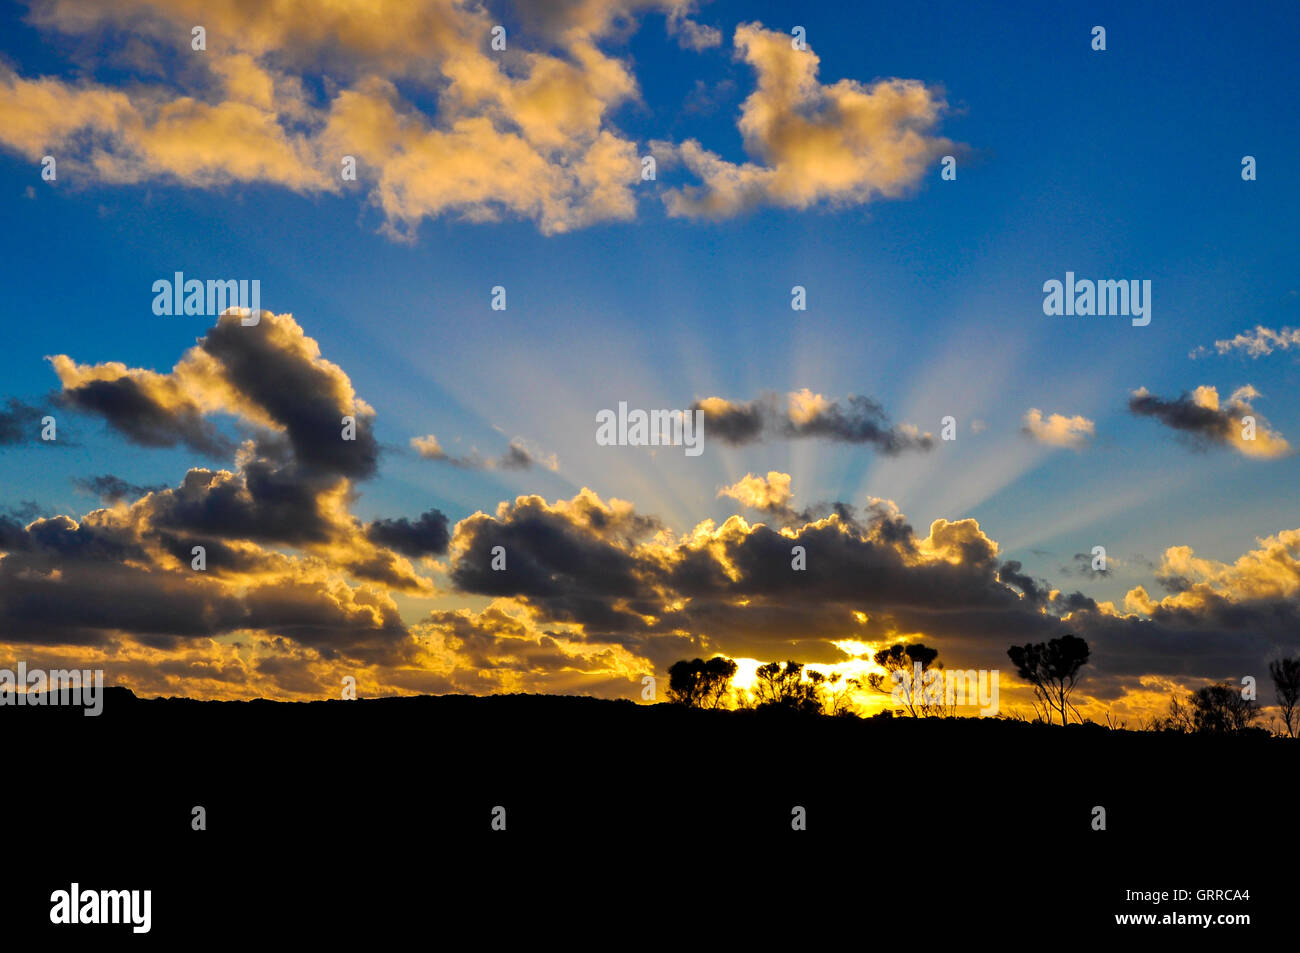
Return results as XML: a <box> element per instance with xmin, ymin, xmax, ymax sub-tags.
<box><xmin>718</xmin><ymin>471</ymin><xmax>794</xmax><ymax>515</ymax></box>
<box><xmin>1191</xmin><ymin>325</ymin><xmax>1300</xmax><ymax>359</ymax></box>
<box><xmin>1</xmin><ymin>5</ymin><xmax>956</xmax><ymax>233</ymax></box>
<box><xmin>1022</xmin><ymin>408</ymin><xmax>1096</xmax><ymax>448</ymax></box>
<box><xmin>661</xmin><ymin>22</ymin><xmax>954</xmax><ymax>218</ymax></box>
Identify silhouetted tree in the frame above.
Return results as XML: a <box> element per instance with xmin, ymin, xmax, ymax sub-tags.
<box><xmin>731</xmin><ymin>687</ymin><xmax>756</xmax><ymax>710</ymax></box>
<box><xmin>667</xmin><ymin>657</ymin><xmax>737</xmax><ymax>709</ymax></box>
<box><xmin>1149</xmin><ymin>693</ymin><xmax>1195</xmax><ymax>733</ymax></box>
<box><xmin>1189</xmin><ymin>682</ymin><xmax>1258</xmax><ymax>734</ymax></box>
<box><xmin>1007</xmin><ymin>635</ymin><xmax>1090</xmax><ymax>726</ymax></box>
<box><xmin>752</xmin><ymin>661</ymin><xmax>821</xmax><ymax>714</ymax></box>
<box><xmin>807</xmin><ymin>670</ymin><xmax>860</xmax><ymax>717</ymax></box>
<box><xmin>1268</xmin><ymin>656</ymin><xmax>1300</xmax><ymax>738</ymax></box>
<box><xmin>866</xmin><ymin>642</ymin><xmax>944</xmax><ymax>717</ymax></box>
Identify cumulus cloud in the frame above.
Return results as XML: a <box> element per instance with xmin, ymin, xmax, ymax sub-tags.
<box><xmin>718</xmin><ymin>471</ymin><xmax>794</xmax><ymax>516</ymax></box>
<box><xmin>0</xmin><ymin>63</ymin><xmax>331</xmax><ymax>191</ymax></box>
<box><xmin>51</xmin><ymin>310</ymin><xmax>380</xmax><ymax>477</ymax></box>
<box><xmin>0</xmin><ymin>504</ymin><xmax>412</xmax><ymax>655</ymax></box>
<box><xmin>430</xmin><ymin>484</ymin><xmax>1300</xmax><ymax>716</ymax></box>
<box><xmin>1067</xmin><ymin>529</ymin><xmax>1300</xmax><ymax>690</ymax></box>
<box><xmin>143</xmin><ymin>462</ymin><xmax>348</xmax><ymax>546</ymax></box>
<box><xmin>0</xmin><ymin>308</ymin><xmax>946</xmax><ymax>700</ymax></box>
<box><xmin>660</xmin><ymin>22</ymin><xmax>954</xmax><ymax>218</ymax></box>
<box><xmin>0</xmin><ymin>4</ymin><xmax>954</xmax><ymax>235</ymax></box>
<box><xmin>1190</xmin><ymin>326</ymin><xmax>1300</xmax><ymax>359</ymax></box>
<box><xmin>7</xmin><ymin>303</ymin><xmax>1294</xmax><ymax>713</ymax></box>
<box><xmin>412</xmin><ymin>603</ymin><xmax>653</xmax><ymax>695</ymax></box>
<box><xmin>1022</xmin><ymin>408</ymin><xmax>1095</xmax><ymax>448</ymax></box>
<box><xmin>1</xmin><ymin>309</ymin><xmax>440</xmax><ymax>666</ymax></box>
<box><xmin>50</xmin><ymin>357</ymin><xmax>234</xmax><ymax>457</ymax></box>
<box><xmin>692</xmin><ymin>395</ymin><xmax>767</xmax><ymax>444</ymax></box>
<box><xmin>1129</xmin><ymin>385</ymin><xmax>1289</xmax><ymax>458</ymax></box>
<box><xmin>366</xmin><ymin>510</ymin><xmax>451</xmax><ymax>557</ymax></box>
<box><xmin>5</xmin><ymin>434</ymin><xmax>1298</xmax><ymax>715</ymax></box>
<box><xmin>715</xmin><ymin>471</ymin><xmax>864</xmax><ymax>527</ymax></box>
<box><xmin>0</xmin><ymin>0</ymin><xmax>648</xmax><ymax>235</ymax></box>
<box><xmin>691</xmin><ymin>389</ymin><xmax>932</xmax><ymax>452</ymax></box>
<box><xmin>410</xmin><ymin>434</ymin><xmax>448</xmax><ymax>460</ymax></box>
<box><xmin>445</xmin><ymin>486</ymin><xmax>1083</xmax><ymax>668</ymax></box>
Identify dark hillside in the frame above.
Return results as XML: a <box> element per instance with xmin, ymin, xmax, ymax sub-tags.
<box><xmin>6</xmin><ymin>689</ymin><xmax>1286</xmax><ymax>940</ymax></box>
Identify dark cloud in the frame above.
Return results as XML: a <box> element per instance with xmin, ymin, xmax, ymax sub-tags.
<box><xmin>445</xmin><ymin>486</ymin><xmax>1300</xmax><ymax>703</ymax></box>
<box><xmin>0</xmin><ymin>508</ymin><xmax>410</xmax><ymax>656</ymax></box>
<box><xmin>0</xmin><ymin>513</ymin><xmax>147</xmax><ymax>564</ymax></box>
<box><xmin>0</xmin><ymin>398</ymin><xmax>53</xmax><ymax>446</ymax></box>
<box><xmin>784</xmin><ymin>394</ymin><xmax>933</xmax><ymax>451</ymax></box>
<box><xmin>0</xmin><ymin>313</ymin><xmax>427</xmax><ymax>658</ymax></box>
<box><xmin>146</xmin><ymin>463</ymin><xmax>338</xmax><ymax>545</ymax></box>
<box><xmin>74</xmin><ymin>473</ymin><xmax>168</xmax><ymax>503</ymax></box>
<box><xmin>1070</xmin><ymin>602</ymin><xmax>1293</xmax><ymax>685</ymax></box>
<box><xmin>1058</xmin><ymin>552</ymin><xmax>1110</xmax><ymax>578</ymax></box>
<box><xmin>151</xmin><ymin>531</ymin><xmax>288</xmax><ymax>577</ymax></box>
<box><xmin>998</xmin><ymin>560</ymin><xmax>1048</xmax><ymax>607</ymax></box>
<box><xmin>12</xmin><ymin>310</ymin><xmax>1296</xmax><ymax>707</ymax></box>
<box><xmin>0</xmin><ymin>513</ymin><xmax>226</xmax><ymax>645</ymax></box>
<box><xmin>692</xmin><ymin>397</ymin><xmax>766</xmax><ymax>445</ymax></box>
<box><xmin>448</xmin><ymin>489</ymin><xmax>1075</xmax><ymax>664</ymax></box>
<box><xmin>3</xmin><ymin>500</ymin><xmax>45</xmax><ymax>521</ymax></box>
<box><xmin>366</xmin><ymin>509</ymin><xmax>451</xmax><ymax>557</ymax></box>
<box><xmin>691</xmin><ymin>391</ymin><xmax>932</xmax><ymax>453</ymax></box>
<box><xmin>50</xmin><ymin>310</ymin><xmax>379</xmax><ymax>480</ymax></box>
<box><xmin>496</xmin><ymin>441</ymin><xmax>536</xmax><ymax>470</ymax></box>
<box><xmin>0</xmin><ymin>515</ymin><xmax>29</xmax><ymax>550</ymax></box>
<box><xmin>46</xmin><ymin>313</ymin><xmax>401</xmax><ymax>556</ymax></box>
<box><xmin>451</xmin><ymin>494</ymin><xmax>654</xmax><ymax>606</ymax></box>
<box><xmin>198</xmin><ymin>314</ymin><xmax>380</xmax><ymax>479</ymax></box>
<box><xmin>1127</xmin><ymin>384</ymin><xmax>1287</xmax><ymax>457</ymax></box>
<box><xmin>240</xmin><ymin>579</ymin><xmax>406</xmax><ymax>660</ymax></box>
<box><xmin>1128</xmin><ymin>390</ymin><xmax>1233</xmax><ymax>447</ymax></box>
<box><xmin>57</xmin><ymin>377</ymin><xmax>233</xmax><ymax>456</ymax></box>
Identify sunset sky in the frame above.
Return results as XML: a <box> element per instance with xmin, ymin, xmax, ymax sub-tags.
<box><xmin>1</xmin><ymin>0</ymin><xmax>1298</xmax><ymax>722</ymax></box>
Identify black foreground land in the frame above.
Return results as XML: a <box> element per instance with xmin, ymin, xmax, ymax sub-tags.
<box><xmin>6</xmin><ymin>688</ymin><xmax>1290</xmax><ymax>941</ymax></box>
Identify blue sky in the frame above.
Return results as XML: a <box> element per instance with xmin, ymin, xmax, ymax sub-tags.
<box><xmin>1</xmin><ymin>0</ymin><xmax>1298</xmax><ymax>710</ymax></box>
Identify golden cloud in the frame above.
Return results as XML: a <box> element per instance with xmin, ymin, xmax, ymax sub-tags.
<box><xmin>718</xmin><ymin>471</ymin><xmax>794</xmax><ymax>514</ymax></box>
<box><xmin>2</xmin><ymin>4</ymin><xmax>953</xmax><ymax>232</ymax></box>
<box><xmin>1022</xmin><ymin>408</ymin><xmax>1096</xmax><ymax>448</ymax></box>
<box><xmin>661</xmin><ymin>22</ymin><xmax>954</xmax><ymax>217</ymax></box>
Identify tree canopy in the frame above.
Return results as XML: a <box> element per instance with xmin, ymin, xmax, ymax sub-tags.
<box><xmin>1007</xmin><ymin>635</ymin><xmax>1090</xmax><ymax>726</ymax></box>
<box><xmin>666</xmin><ymin>656</ymin><xmax>738</xmax><ymax>709</ymax></box>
